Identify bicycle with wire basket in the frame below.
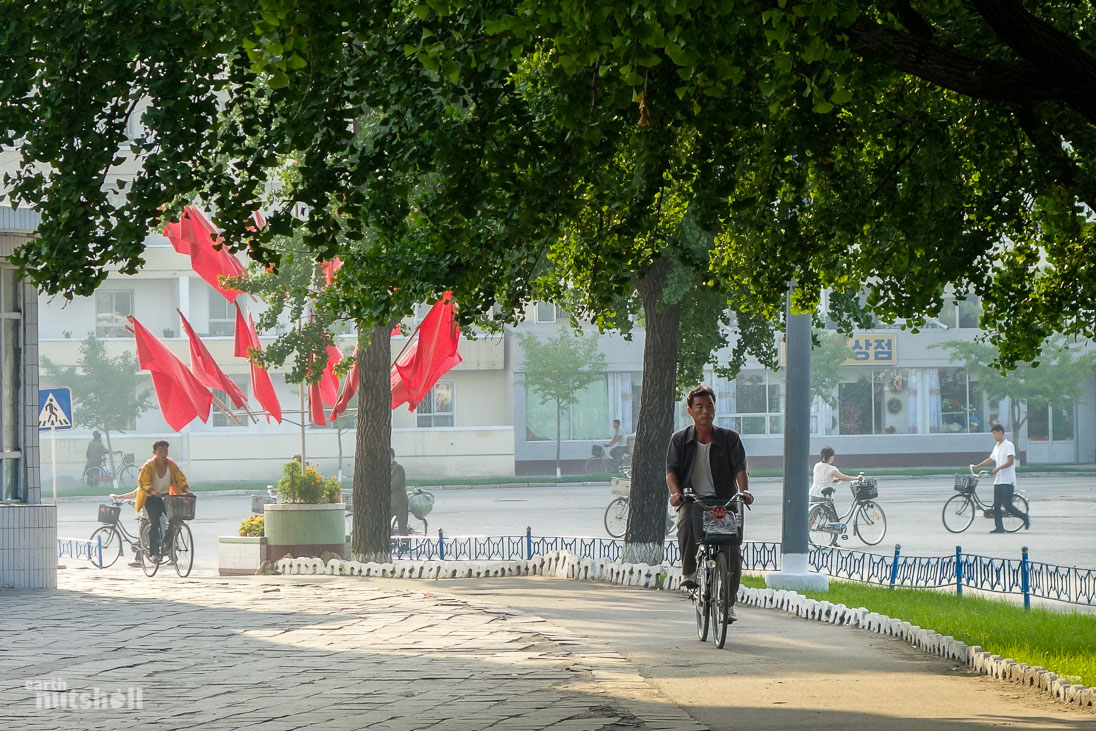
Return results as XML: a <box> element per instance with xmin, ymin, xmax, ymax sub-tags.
<box><xmin>807</xmin><ymin>476</ymin><xmax>887</xmax><ymax>547</ymax></box>
<box><xmin>83</xmin><ymin>450</ymin><xmax>139</xmax><ymax>488</ymax></box>
<box><xmin>942</xmin><ymin>466</ymin><xmax>1029</xmax><ymax>534</ymax></box>
<box><xmin>89</xmin><ymin>495</ymin><xmax>196</xmax><ymax>577</ymax></box>
<box><xmin>342</xmin><ymin>488</ymin><xmax>435</xmax><ymax>538</ymax></box>
<box><xmin>685</xmin><ymin>488</ymin><xmax>749</xmax><ymax>649</ymax></box>
<box><xmin>584</xmin><ymin>444</ymin><xmax>631</xmax><ymax>476</ymax></box>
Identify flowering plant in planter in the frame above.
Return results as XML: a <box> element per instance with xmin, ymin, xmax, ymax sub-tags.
<box><xmin>238</xmin><ymin>514</ymin><xmax>264</xmax><ymax>537</ymax></box>
<box><xmin>276</xmin><ymin>460</ymin><xmax>341</xmax><ymax>504</ymax></box>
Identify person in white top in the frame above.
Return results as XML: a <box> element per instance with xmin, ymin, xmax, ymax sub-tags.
<box><xmin>810</xmin><ymin>446</ymin><xmax>861</xmax><ymax>503</ymax></box>
<box><xmin>972</xmin><ymin>424</ymin><xmax>1030</xmax><ymax>533</ymax></box>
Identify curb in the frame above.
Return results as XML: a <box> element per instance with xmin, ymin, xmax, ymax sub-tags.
<box><xmin>272</xmin><ymin>551</ymin><xmax>1095</xmax><ymax>711</ymax></box>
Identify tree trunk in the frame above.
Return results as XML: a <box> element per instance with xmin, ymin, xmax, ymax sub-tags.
<box><xmin>623</xmin><ymin>257</ymin><xmax>681</xmax><ymax>565</ymax></box>
<box><xmin>351</xmin><ymin>324</ymin><xmax>392</xmax><ymax>563</ymax></box>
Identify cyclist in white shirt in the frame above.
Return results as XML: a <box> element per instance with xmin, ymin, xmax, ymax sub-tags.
<box><xmin>972</xmin><ymin>424</ymin><xmax>1030</xmax><ymax>533</ymax></box>
<box><xmin>809</xmin><ymin>446</ymin><xmax>861</xmax><ymax>503</ymax></box>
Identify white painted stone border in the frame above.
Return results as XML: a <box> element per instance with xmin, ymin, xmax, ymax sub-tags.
<box><xmin>275</xmin><ymin>552</ymin><xmax>1095</xmax><ymax>710</ymax></box>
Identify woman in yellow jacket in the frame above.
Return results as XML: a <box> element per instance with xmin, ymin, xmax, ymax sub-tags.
<box><xmin>111</xmin><ymin>440</ymin><xmax>189</xmax><ymax>559</ymax></box>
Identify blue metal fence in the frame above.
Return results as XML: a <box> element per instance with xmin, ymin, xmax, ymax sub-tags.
<box><xmin>389</xmin><ymin>530</ymin><xmax>1093</xmax><ymax>607</ymax></box>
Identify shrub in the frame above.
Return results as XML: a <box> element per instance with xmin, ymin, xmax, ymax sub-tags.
<box><xmin>238</xmin><ymin>514</ymin><xmax>264</xmax><ymax>537</ymax></box>
<box><xmin>277</xmin><ymin>460</ymin><xmax>342</xmax><ymax>504</ymax></box>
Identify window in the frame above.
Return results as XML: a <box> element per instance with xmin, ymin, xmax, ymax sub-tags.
<box><xmin>525</xmin><ymin>376</ymin><xmax>609</xmax><ymax>440</ymax></box>
<box><xmin>208</xmin><ymin>291</ymin><xmax>234</xmax><ymax>336</ymax></box>
<box><xmin>417</xmin><ymin>381</ymin><xmax>454</xmax><ymax>427</ymax></box>
<box><xmin>1</xmin><ymin>267</ymin><xmax>22</xmax><ymax>500</ymax></box>
<box><xmin>930</xmin><ymin>368</ymin><xmax>985</xmax><ymax>433</ymax></box>
<box><xmin>96</xmin><ymin>290</ymin><xmax>133</xmax><ymax>338</ymax></box>
<box><xmin>1028</xmin><ymin>403</ymin><xmax>1075</xmax><ymax>442</ymax></box>
<box><xmin>829</xmin><ymin>367</ymin><xmax>922</xmax><ymax>435</ymax></box>
<box><xmin>711</xmin><ymin>371</ymin><xmax>783</xmax><ymax>435</ymax></box>
<box><xmin>535</xmin><ymin>302</ymin><xmax>565</xmax><ymax>323</ymax></box>
<box><xmin>211</xmin><ymin>378</ymin><xmax>247</xmax><ymax>427</ymax></box>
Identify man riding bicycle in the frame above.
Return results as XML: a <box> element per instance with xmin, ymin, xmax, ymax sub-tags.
<box><xmin>111</xmin><ymin>440</ymin><xmax>190</xmax><ymax>561</ymax></box>
<box><xmin>667</xmin><ymin>385</ymin><xmax>754</xmax><ymax>617</ymax></box>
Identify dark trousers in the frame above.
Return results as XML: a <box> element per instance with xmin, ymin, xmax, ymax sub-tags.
<box><xmin>678</xmin><ymin>502</ymin><xmax>743</xmax><ymax>603</ymax></box>
<box><xmin>146</xmin><ymin>495</ymin><xmax>165</xmax><ymax>555</ymax></box>
<box><xmin>391</xmin><ymin>490</ymin><xmax>408</xmax><ymax>535</ymax></box>
<box><xmin>992</xmin><ymin>482</ymin><xmax>1027</xmax><ymax>530</ymax></box>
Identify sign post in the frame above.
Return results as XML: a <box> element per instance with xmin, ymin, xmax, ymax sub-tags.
<box><xmin>38</xmin><ymin>388</ymin><xmax>74</xmax><ymax>504</ymax></box>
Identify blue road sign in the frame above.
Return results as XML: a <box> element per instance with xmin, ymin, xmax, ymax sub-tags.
<box><xmin>38</xmin><ymin>388</ymin><xmax>73</xmax><ymax>431</ymax></box>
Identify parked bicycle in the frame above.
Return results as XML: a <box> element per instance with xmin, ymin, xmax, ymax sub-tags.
<box><xmin>343</xmin><ymin>487</ymin><xmax>435</xmax><ymax>537</ymax></box>
<box><xmin>83</xmin><ymin>451</ymin><xmax>138</xmax><ymax>488</ymax></box>
<box><xmin>585</xmin><ymin>444</ymin><xmax>631</xmax><ymax>475</ymax></box>
<box><xmin>603</xmin><ymin>495</ymin><xmax>675</xmax><ymax>539</ymax></box>
<box><xmin>685</xmin><ymin>488</ymin><xmax>748</xmax><ymax>649</ymax></box>
<box><xmin>807</xmin><ymin>476</ymin><xmax>887</xmax><ymax>547</ymax></box>
<box><xmin>89</xmin><ymin>494</ymin><xmax>195</xmax><ymax>576</ymax></box>
<box><xmin>942</xmin><ymin>467</ymin><xmax>1029</xmax><ymax>533</ymax></box>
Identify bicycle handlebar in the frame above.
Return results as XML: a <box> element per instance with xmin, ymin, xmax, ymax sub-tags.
<box><xmin>681</xmin><ymin>488</ymin><xmax>751</xmax><ymax>510</ymax></box>
<box><xmin>969</xmin><ymin>465</ymin><xmax>990</xmax><ymax>478</ymax></box>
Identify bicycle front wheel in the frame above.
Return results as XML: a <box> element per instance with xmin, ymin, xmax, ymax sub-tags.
<box><xmin>117</xmin><ymin>464</ymin><xmax>139</xmax><ymax>489</ymax></box>
<box><xmin>171</xmin><ymin>522</ymin><xmax>194</xmax><ymax>577</ymax></box>
<box><xmin>694</xmin><ymin>559</ymin><xmax>710</xmax><ymax>642</ymax></box>
<box><xmin>89</xmin><ymin>526</ymin><xmax>123</xmax><ymax>568</ymax></box>
<box><xmin>808</xmin><ymin>503</ymin><xmax>837</xmax><ymax>547</ymax></box>
<box><xmin>584</xmin><ymin>457</ymin><xmax>604</xmax><ymax>476</ymax></box>
<box><xmin>854</xmin><ymin>501</ymin><xmax>887</xmax><ymax>546</ymax></box>
<box><xmin>942</xmin><ymin>494</ymin><xmax>975</xmax><ymax>533</ymax></box>
<box><xmin>139</xmin><ymin>522</ymin><xmax>159</xmax><ymax>577</ymax></box>
<box><xmin>1003</xmin><ymin>494</ymin><xmax>1030</xmax><ymax>533</ymax></box>
<box><xmin>710</xmin><ymin>552</ymin><xmax>730</xmax><ymax>649</ymax></box>
<box><xmin>604</xmin><ymin>497</ymin><xmax>628</xmax><ymax>538</ymax></box>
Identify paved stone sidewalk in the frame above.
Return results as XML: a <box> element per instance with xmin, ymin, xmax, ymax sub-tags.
<box><xmin>0</xmin><ymin>571</ymin><xmax>703</xmax><ymax>731</ymax></box>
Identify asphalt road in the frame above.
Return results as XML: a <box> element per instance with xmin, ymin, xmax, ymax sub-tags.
<box><xmin>56</xmin><ymin>474</ymin><xmax>1096</xmax><ymax>576</ymax></box>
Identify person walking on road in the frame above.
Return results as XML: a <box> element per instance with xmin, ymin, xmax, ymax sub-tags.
<box><xmin>972</xmin><ymin>424</ymin><xmax>1030</xmax><ymax>533</ymax></box>
<box><xmin>390</xmin><ymin>449</ymin><xmax>409</xmax><ymax>535</ymax></box>
<box><xmin>666</xmin><ymin>385</ymin><xmax>754</xmax><ymax>616</ymax></box>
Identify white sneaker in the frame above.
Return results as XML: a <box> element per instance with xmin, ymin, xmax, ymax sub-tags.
<box><xmin>682</xmin><ymin>572</ymin><xmax>698</xmax><ymax>589</ymax></box>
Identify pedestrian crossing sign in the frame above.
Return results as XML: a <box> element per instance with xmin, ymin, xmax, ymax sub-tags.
<box><xmin>38</xmin><ymin>388</ymin><xmax>73</xmax><ymax>430</ymax></box>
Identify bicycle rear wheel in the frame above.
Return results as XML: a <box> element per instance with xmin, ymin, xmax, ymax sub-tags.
<box><xmin>694</xmin><ymin>557</ymin><xmax>710</xmax><ymax>642</ymax></box>
<box><xmin>89</xmin><ymin>526</ymin><xmax>123</xmax><ymax>568</ymax></box>
<box><xmin>139</xmin><ymin>522</ymin><xmax>159</xmax><ymax>577</ymax></box>
<box><xmin>854</xmin><ymin>501</ymin><xmax>887</xmax><ymax>546</ymax></box>
<box><xmin>942</xmin><ymin>494</ymin><xmax>975</xmax><ymax>533</ymax></box>
<box><xmin>604</xmin><ymin>497</ymin><xmax>628</xmax><ymax>538</ymax></box>
<box><xmin>584</xmin><ymin>457</ymin><xmax>605</xmax><ymax>476</ymax></box>
<box><xmin>83</xmin><ymin>466</ymin><xmax>101</xmax><ymax>488</ymax></box>
<box><xmin>171</xmin><ymin>522</ymin><xmax>194</xmax><ymax>577</ymax></box>
<box><xmin>710</xmin><ymin>551</ymin><xmax>730</xmax><ymax>649</ymax></box>
<box><xmin>1003</xmin><ymin>494</ymin><xmax>1029</xmax><ymax>533</ymax></box>
<box><xmin>807</xmin><ymin>503</ymin><xmax>837</xmax><ymax>547</ymax></box>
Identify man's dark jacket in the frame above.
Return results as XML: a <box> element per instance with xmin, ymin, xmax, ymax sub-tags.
<box><xmin>665</xmin><ymin>425</ymin><xmax>747</xmax><ymax>498</ymax></box>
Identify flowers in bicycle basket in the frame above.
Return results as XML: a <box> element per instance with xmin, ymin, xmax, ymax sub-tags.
<box><xmin>276</xmin><ymin>460</ymin><xmax>341</xmax><ymax>504</ymax></box>
<box><xmin>238</xmin><ymin>514</ymin><xmax>264</xmax><ymax>537</ymax></box>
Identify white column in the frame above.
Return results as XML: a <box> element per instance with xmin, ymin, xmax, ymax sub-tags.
<box><xmin>177</xmin><ymin>276</ymin><xmax>190</xmax><ymax>328</ymax></box>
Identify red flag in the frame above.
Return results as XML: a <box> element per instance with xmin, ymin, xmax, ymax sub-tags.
<box><xmin>128</xmin><ymin>316</ymin><xmax>212</xmax><ymax>431</ymax></box>
<box><xmin>329</xmin><ymin>348</ymin><xmax>358</xmax><ymax>422</ymax></box>
<box><xmin>185</xmin><ymin>208</ymin><xmax>245</xmax><ymax>302</ymax></box>
<box><xmin>177</xmin><ymin>310</ymin><xmax>247</xmax><ymax>408</ymax></box>
<box><xmin>251</xmin><ymin>209</ymin><xmax>266</xmax><ymax>229</ymax></box>
<box><xmin>162</xmin><ymin>217</ymin><xmax>189</xmax><ymax>255</ymax></box>
<box><xmin>234</xmin><ymin>304</ymin><xmax>282</xmax><ymax>423</ymax></box>
<box><xmin>390</xmin><ymin>341</ymin><xmax>415</xmax><ymax>410</ymax></box>
<box><xmin>394</xmin><ymin>292</ymin><xmax>462</xmax><ymax>411</ymax></box>
<box><xmin>320</xmin><ymin>345</ymin><xmax>342</xmax><ymax>405</ymax></box>
<box><xmin>321</xmin><ymin>258</ymin><xmax>342</xmax><ymax>287</ymax></box>
<box><xmin>309</xmin><ymin>379</ymin><xmax>326</xmax><ymax>426</ymax></box>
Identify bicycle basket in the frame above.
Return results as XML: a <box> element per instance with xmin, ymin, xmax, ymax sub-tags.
<box><xmin>97</xmin><ymin>504</ymin><xmax>120</xmax><ymax>525</ymax></box>
<box><xmin>854</xmin><ymin>478</ymin><xmax>878</xmax><ymax>501</ymax></box>
<box><xmin>953</xmin><ymin>474</ymin><xmax>978</xmax><ymax>493</ymax></box>
<box><xmin>408</xmin><ymin>490</ymin><xmax>434</xmax><ymax>520</ymax></box>
<box><xmin>122</xmin><ymin>452</ymin><xmax>135</xmax><ymax>465</ymax></box>
<box><xmin>590</xmin><ymin>444</ymin><xmax>604</xmax><ymax>458</ymax></box>
<box><xmin>164</xmin><ymin>493</ymin><xmax>197</xmax><ymax>521</ymax></box>
<box><xmin>695</xmin><ymin>504</ymin><xmax>741</xmax><ymax>545</ymax></box>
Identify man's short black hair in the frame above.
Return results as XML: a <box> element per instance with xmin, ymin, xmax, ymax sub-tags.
<box><xmin>686</xmin><ymin>385</ymin><xmax>715</xmax><ymax>407</ymax></box>
<box><xmin>390</xmin><ymin>448</ymin><xmax>396</xmax><ymax>459</ymax></box>
<box><xmin>991</xmin><ymin>424</ymin><xmax>1005</xmax><ymax>434</ymax></box>
<box><xmin>152</xmin><ymin>440</ymin><xmax>170</xmax><ymax>451</ymax></box>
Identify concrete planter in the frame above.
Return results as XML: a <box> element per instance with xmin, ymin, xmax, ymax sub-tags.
<box><xmin>218</xmin><ymin>536</ymin><xmax>266</xmax><ymax>576</ymax></box>
<box><xmin>263</xmin><ymin>502</ymin><xmax>346</xmax><ymax>562</ymax></box>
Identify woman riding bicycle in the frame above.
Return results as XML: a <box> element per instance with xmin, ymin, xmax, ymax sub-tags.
<box><xmin>110</xmin><ymin>440</ymin><xmax>190</xmax><ymax>561</ymax></box>
<box><xmin>809</xmin><ymin>446</ymin><xmax>861</xmax><ymax>504</ymax></box>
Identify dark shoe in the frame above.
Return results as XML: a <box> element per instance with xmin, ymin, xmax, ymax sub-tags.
<box><xmin>127</xmin><ymin>561</ymin><xmax>142</xmax><ymax>568</ymax></box>
<box><xmin>989</xmin><ymin>529</ymin><xmax>1006</xmax><ymax>534</ymax></box>
<box><xmin>727</xmin><ymin>606</ymin><xmax>738</xmax><ymax>622</ymax></box>
<box><xmin>682</xmin><ymin>572</ymin><xmax>698</xmax><ymax>590</ymax></box>
<box><xmin>1024</xmin><ymin>517</ymin><xmax>1031</xmax><ymax>530</ymax></box>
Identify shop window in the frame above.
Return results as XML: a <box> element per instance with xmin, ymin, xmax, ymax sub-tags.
<box><xmin>929</xmin><ymin>368</ymin><xmax>985</xmax><ymax>433</ymax></box>
<box><xmin>417</xmin><ymin>381</ymin><xmax>455</xmax><ymax>428</ymax></box>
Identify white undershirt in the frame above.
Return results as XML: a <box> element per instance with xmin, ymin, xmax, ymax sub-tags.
<box><xmin>151</xmin><ymin>464</ymin><xmax>172</xmax><ymax>494</ymax></box>
<box><xmin>689</xmin><ymin>441</ymin><xmax>716</xmax><ymax>497</ymax></box>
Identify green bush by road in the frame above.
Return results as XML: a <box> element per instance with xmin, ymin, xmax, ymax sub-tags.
<box><xmin>742</xmin><ymin>574</ymin><xmax>1096</xmax><ymax>686</ymax></box>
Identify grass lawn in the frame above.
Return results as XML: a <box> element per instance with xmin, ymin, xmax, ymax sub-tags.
<box><xmin>742</xmin><ymin>574</ymin><xmax>1096</xmax><ymax>686</ymax></box>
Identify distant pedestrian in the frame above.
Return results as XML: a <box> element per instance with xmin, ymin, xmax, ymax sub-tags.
<box><xmin>972</xmin><ymin>424</ymin><xmax>1030</xmax><ymax>533</ymax></box>
<box><xmin>390</xmin><ymin>449</ymin><xmax>408</xmax><ymax>535</ymax></box>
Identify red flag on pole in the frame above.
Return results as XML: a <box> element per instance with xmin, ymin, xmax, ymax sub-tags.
<box><xmin>177</xmin><ymin>310</ymin><xmax>247</xmax><ymax>408</ymax></box>
<box><xmin>392</xmin><ymin>292</ymin><xmax>462</xmax><ymax>411</ymax></box>
<box><xmin>321</xmin><ymin>258</ymin><xmax>342</xmax><ymax>287</ymax></box>
<box><xmin>329</xmin><ymin>348</ymin><xmax>358</xmax><ymax>422</ymax></box>
<box><xmin>320</xmin><ymin>345</ymin><xmax>342</xmax><ymax>406</ymax></box>
<box><xmin>186</xmin><ymin>208</ymin><xmax>246</xmax><ymax>302</ymax></box>
<box><xmin>128</xmin><ymin>316</ymin><xmax>212</xmax><ymax>431</ymax></box>
<box><xmin>309</xmin><ymin>378</ymin><xmax>326</xmax><ymax>426</ymax></box>
<box><xmin>234</xmin><ymin>304</ymin><xmax>282</xmax><ymax>423</ymax></box>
